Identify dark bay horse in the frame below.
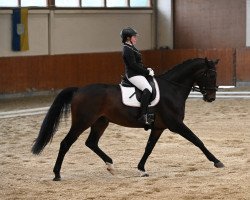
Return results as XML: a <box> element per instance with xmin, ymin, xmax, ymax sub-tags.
<box><xmin>32</xmin><ymin>58</ymin><xmax>224</xmax><ymax>181</ymax></box>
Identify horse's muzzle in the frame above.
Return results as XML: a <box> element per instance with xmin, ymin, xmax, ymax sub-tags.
<box><xmin>203</xmin><ymin>89</ymin><xmax>216</xmax><ymax>102</ymax></box>
<box><xmin>204</xmin><ymin>96</ymin><xmax>215</xmax><ymax>102</ymax></box>
<box><xmin>207</xmin><ymin>97</ymin><xmax>215</xmax><ymax>102</ymax></box>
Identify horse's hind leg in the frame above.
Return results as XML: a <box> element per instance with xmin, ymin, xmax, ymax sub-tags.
<box><xmin>85</xmin><ymin>117</ymin><xmax>114</xmax><ymax>174</ymax></box>
<box><xmin>53</xmin><ymin>126</ymin><xmax>84</xmax><ymax>181</ymax></box>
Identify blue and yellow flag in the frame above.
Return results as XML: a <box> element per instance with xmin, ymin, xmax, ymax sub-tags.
<box><xmin>12</xmin><ymin>8</ymin><xmax>29</xmax><ymax>51</ymax></box>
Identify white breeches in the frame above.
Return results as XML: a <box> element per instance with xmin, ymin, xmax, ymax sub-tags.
<box><xmin>127</xmin><ymin>75</ymin><xmax>152</xmax><ymax>93</ymax></box>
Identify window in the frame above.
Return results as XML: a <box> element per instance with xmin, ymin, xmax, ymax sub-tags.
<box><xmin>82</xmin><ymin>0</ymin><xmax>104</xmax><ymax>7</ymax></box>
<box><xmin>130</xmin><ymin>0</ymin><xmax>151</xmax><ymax>7</ymax></box>
<box><xmin>0</xmin><ymin>0</ymin><xmax>151</xmax><ymax>8</ymax></box>
<box><xmin>55</xmin><ymin>0</ymin><xmax>80</xmax><ymax>7</ymax></box>
<box><xmin>21</xmin><ymin>0</ymin><xmax>47</xmax><ymax>7</ymax></box>
<box><xmin>0</xmin><ymin>0</ymin><xmax>18</xmax><ymax>7</ymax></box>
<box><xmin>106</xmin><ymin>0</ymin><xmax>127</xmax><ymax>8</ymax></box>
<box><xmin>0</xmin><ymin>0</ymin><xmax>47</xmax><ymax>7</ymax></box>
<box><xmin>59</xmin><ymin>0</ymin><xmax>152</xmax><ymax>8</ymax></box>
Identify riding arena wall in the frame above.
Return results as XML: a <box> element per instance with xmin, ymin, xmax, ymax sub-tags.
<box><xmin>0</xmin><ymin>0</ymin><xmax>249</xmax><ymax>94</ymax></box>
<box><xmin>0</xmin><ymin>48</ymin><xmax>249</xmax><ymax>94</ymax></box>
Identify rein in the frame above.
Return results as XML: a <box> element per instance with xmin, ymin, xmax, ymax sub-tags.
<box><xmin>159</xmin><ymin>78</ymin><xmax>202</xmax><ymax>93</ymax></box>
<box><xmin>157</xmin><ymin>77</ymin><xmax>194</xmax><ymax>91</ymax></box>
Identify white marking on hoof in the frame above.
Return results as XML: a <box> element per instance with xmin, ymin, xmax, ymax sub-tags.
<box><xmin>106</xmin><ymin>162</ymin><xmax>115</xmax><ymax>175</ymax></box>
<box><xmin>139</xmin><ymin>170</ymin><xmax>149</xmax><ymax>177</ymax></box>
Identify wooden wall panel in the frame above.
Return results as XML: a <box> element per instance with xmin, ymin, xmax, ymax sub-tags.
<box><xmin>141</xmin><ymin>50</ymin><xmax>164</xmax><ymax>74</ymax></box>
<box><xmin>161</xmin><ymin>49</ymin><xmax>198</xmax><ymax>67</ymax></box>
<box><xmin>0</xmin><ymin>53</ymin><xmax>124</xmax><ymax>93</ymax></box>
<box><xmin>160</xmin><ymin>49</ymin><xmax>235</xmax><ymax>85</ymax></box>
<box><xmin>236</xmin><ymin>48</ymin><xmax>250</xmax><ymax>82</ymax></box>
<box><xmin>174</xmin><ymin>0</ymin><xmax>246</xmax><ymax>49</ymax></box>
<box><xmin>0</xmin><ymin>49</ymin><xmax>240</xmax><ymax>94</ymax></box>
<box><xmin>197</xmin><ymin>49</ymin><xmax>235</xmax><ymax>86</ymax></box>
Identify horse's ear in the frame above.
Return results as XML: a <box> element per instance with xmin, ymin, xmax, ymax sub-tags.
<box><xmin>205</xmin><ymin>57</ymin><xmax>209</xmax><ymax>64</ymax></box>
<box><xmin>213</xmin><ymin>59</ymin><xmax>219</xmax><ymax>65</ymax></box>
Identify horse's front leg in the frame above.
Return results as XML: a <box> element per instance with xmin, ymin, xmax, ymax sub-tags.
<box><xmin>138</xmin><ymin>129</ymin><xmax>164</xmax><ymax>177</ymax></box>
<box><xmin>170</xmin><ymin>122</ymin><xmax>224</xmax><ymax>168</ymax></box>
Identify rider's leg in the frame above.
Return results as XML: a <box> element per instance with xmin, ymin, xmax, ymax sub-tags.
<box><xmin>138</xmin><ymin>89</ymin><xmax>152</xmax><ymax>124</ymax></box>
<box><xmin>127</xmin><ymin>75</ymin><xmax>152</xmax><ymax>124</ymax></box>
<box><xmin>127</xmin><ymin>75</ymin><xmax>152</xmax><ymax>93</ymax></box>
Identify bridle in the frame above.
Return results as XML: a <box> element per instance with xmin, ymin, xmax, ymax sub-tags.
<box><xmin>159</xmin><ymin>63</ymin><xmax>218</xmax><ymax>96</ymax></box>
<box><xmin>193</xmin><ymin>68</ymin><xmax>218</xmax><ymax>95</ymax></box>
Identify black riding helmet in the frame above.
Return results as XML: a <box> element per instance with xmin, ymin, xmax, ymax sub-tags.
<box><xmin>120</xmin><ymin>27</ymin><xmax>138</xmax><ymax>43</ymax></box>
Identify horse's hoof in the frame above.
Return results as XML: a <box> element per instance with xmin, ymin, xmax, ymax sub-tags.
<box><xmin>106</xmin><ymin>162</ymin><xmax>115</xmax><ymax>175</ymax></box>
<box><xmin>139</xmin><ymin>170</ymin><xmax>149</xmax><ymax>177</ymax></box>
<box><xmin>214</xmin><ymin>161</ymin><xmax>225</xmax><ymax>168</ymax></box>
<box><xmin>53</xmin><ymin>176</ymin><xmax>61</xmax><ymax>181</ymax></box>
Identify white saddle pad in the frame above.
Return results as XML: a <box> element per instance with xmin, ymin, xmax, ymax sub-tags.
<box><xmin>119</xmin><ymin>78</ymin><xmax>160</xmax><ymax>107</ymax></box>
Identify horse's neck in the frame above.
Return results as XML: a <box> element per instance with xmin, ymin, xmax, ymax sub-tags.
<box><xmin>165</xmin><ymin>62</ymin><xmax>200</xmax><ymax>87</ymax></box>
<box><xmin>159</xmin><ymin>61</ymin><xmax>204</xmax><ymax>97</ymax></box>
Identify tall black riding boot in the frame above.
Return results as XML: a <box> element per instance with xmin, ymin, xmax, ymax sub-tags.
<box><xmin>138</xmin><ymin>89</ymin><xmax>152</xmax><ymax>125</ymax></box>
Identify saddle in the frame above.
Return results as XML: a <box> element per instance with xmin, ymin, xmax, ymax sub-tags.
<box><xmin>119</xmin><ymin>76</ymin><xmax>160</xmax><ymax>107</ymax></box>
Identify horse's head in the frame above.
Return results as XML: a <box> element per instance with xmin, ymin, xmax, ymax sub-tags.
<box><xmin>195</xmin><ymin>58</ymin><xmax>219</xmax><ymax>102</ymax></box>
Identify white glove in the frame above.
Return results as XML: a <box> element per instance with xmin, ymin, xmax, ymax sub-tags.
<box><xmin>147</xmin><ymin>68</ymin><xmax>154</xmax><ymax>76</ymax></box>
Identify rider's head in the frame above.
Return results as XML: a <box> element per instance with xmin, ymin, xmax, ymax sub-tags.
<box><xmin>120</xmin><ymin>27</ymin><xmax>138</xmax><ymax>45</ymax></box>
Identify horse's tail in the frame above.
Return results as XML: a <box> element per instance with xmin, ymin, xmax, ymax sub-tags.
<box><xmin>31</xmin><ymin>87</ymin><xmax>78</xmax><ymax>155</ymax></box>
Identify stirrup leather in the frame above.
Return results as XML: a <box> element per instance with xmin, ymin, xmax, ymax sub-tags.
<box><xmin>139</xmin><ymin>114</ymin><xmax>155</xmax><ymax>125</ymax></box>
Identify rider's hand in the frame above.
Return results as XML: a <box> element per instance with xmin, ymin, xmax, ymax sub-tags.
<box><xmin>147</xmin><ymin>68</ymin><xmax>154</xmax><ymax>76</ymax></box>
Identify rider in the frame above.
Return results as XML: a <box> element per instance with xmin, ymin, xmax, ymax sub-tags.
<box><xmin>120</xmin><ymin>27</ymin><xmax>155</xmax><ymax>125</ymax></box>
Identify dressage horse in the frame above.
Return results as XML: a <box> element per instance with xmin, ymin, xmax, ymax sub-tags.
<box><xmin>32</xmin><ymin>58</ymin><xmax>224</xmax><ymax>181</ymax></box>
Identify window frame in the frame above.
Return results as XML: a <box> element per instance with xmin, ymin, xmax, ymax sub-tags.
<box><xmin>0</xmin><ymin>0</ymin><xmax>49</xmax><ymax>8</ymax></box>
<box><xmin>0</xmin><ymin>0</ymin><xmax>153</xmax><ymax>9</ymax></box>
